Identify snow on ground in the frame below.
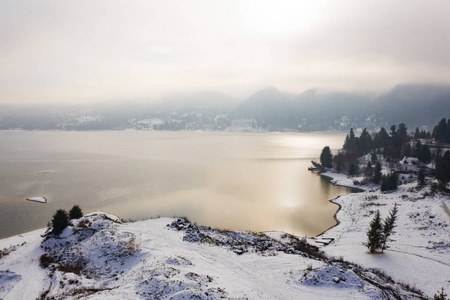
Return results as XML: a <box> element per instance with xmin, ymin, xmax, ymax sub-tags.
<box><xmin>0</xmin><ymin>228</ymin><xmax>47</xmax><ymax>299</ymax></box>
<box><xmin>0</xmin><ymin>212</ymin><xmax>425</xmax><ymax>299</ymax></box>
<box><xmin>319</xmin><ymin>174</ymin><xmax>450</xmax><ymax>298</ymax></box>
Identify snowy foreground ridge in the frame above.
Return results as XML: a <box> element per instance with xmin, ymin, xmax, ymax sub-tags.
<box><xmin>1</xmin><ymin>177</ymin><xmax>449</xmax><ymax>299</ymax></box>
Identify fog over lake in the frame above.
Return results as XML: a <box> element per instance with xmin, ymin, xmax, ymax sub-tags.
<box><xmin>0</xmin><ymin>131</ymin><xmax>352</xmax><ymax>239</ymax></box>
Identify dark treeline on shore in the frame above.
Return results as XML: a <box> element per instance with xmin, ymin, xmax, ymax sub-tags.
<box><xmin>318</xmin><ymin>118</ymin><xmax>450</xmax><ymax>191</ymax></box>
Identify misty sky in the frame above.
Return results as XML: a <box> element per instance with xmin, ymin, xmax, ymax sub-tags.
<box><xmin>1</xmin><ymin>0</ymin><xmax>450</xmax><ymax>104</ymax></box>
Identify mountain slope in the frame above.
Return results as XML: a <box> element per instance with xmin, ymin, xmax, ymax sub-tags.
<box><xmin>237</xmin><ymin>87</ymin><xmax>298</xmax><ymax>129</ymax></box>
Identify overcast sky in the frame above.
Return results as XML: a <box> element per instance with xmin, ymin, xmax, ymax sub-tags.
<box><xmin>1</xmin><ymin>0</ymin><xmax>450</xmax><ymax>104</ymax></box>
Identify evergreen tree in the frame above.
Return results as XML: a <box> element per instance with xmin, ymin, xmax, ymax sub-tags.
<box><xmin>419</xmin><ymin>144</ymin><xmax>431</xmax><ymax>163</ymax></box>
<box><xmin>436</xmin><ymin>151</ymin><xmax>450</xmax><ymax>191</ymax></box>
<box><xmin>373</xmin><ymin>162</ymin><xmax>382</xmax><ymax>184</ymax></box>
<box><xmin>364</xmin><ymin>161</ymin><xmax>372</xmax><ymax>176</ymax></box>
<box><xmin>366</xmin><ymin>210</ymin><xmax>383</xmax><ymax>254</ymax></box>
<box><xmin>320</xmin><ymin>146</ymin><xmax>333</xmax><ymax>168</ymax></box>
<box><xmin>413</xmin><ymin>140</ymin><xmax>422</xmax><ymax>158</ymax></box>
<box><xmin>422</xmin><ymin>129</ymin><xmax>431</xmax><ymax>139</ymax></box>
<box><xmin>69</xmin><ymin>205</ymin><xmax>83</xmax><ymax>220</ymax></box>
<box><xmin>414</xmin><ymin>127</ymin><xmax>420</xmax><ymax>139</ymax></box>
<box><xmin>389</xmin><ymin>124</ymin><xmax>398</xmax><ymax>139</ymax></box>
<box><xmin>348</xmin><ymin>163</ymin><xmax>358</xmax><ymax>176</ymax></box>
<box><xmin>386</xmin><ymin>124</ymin><xmax>405</xmax><ymax>159</ymax></box>
<box><xmin>432</xmin><ymin>118</ymin><xmax>449</xmax><ymax>144</ymax></box>
<box><xmin>381</xmin><ymin>204</ymin><xmax>398</xmax><ymax>252</ymax></box>
<box><xmin>358</xmin><ymin>128</ymin><xmax>372</xmax><ymax>154</ymax></box>
<box><xmin>418</xmin><ymin>168</ymin><xmax>425</xmax><ymax>187</ymax></box>
<box><xmin>343</xmin><ymin>128</ymin><xmax>358</xmax><ymax>153</ymax></box>
<box><xmin>397</xmin><ymin>123</ymin><xmax>408</xmax><ymax>143</ymax></box>
<box><xmin>388</xmin><ymin>172</ymin><xmax>398</xmax><ymax>190</ymax></box>
<box><xmin>51</xmin><ymin>209</ymin><xmax>69</xmax><ymax>236</ymax></box>
<box><xmin>381</xmin><ymin>172</ymin><xmax>398</xmax><ymax>191</ymax></box>
<box><xmin>402</xmin><ymin>142</ymin><xmax>411</xmax><ymax>157</ymax></box>
<box><xmin>373</xmin><ymin>127</ymin><xmax>389</xmax><ymax>149</ymax></box>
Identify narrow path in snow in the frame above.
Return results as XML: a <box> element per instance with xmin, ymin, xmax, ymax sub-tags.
<box><xmin>388</xmin><ymin>249</ymin><xmax>450</xmax><ymax>267</ymax></box>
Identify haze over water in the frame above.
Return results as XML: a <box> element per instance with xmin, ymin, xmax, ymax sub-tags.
<box><xmin>0</xmin><ymin>131</ymin><xmax>351</xmax><ymax>239</ymax></box>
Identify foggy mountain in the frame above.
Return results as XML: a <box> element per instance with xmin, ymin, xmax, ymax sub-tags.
<box><xmin>371</xmin><ymin>84</ymin><xmax>450</xmax><ymax>128</ymax></box>
<box><xmin>235</xmin><ymin>84</ymin><xmax>450</xmax><ymax>131</ymax></box>
<box><xmin>0</xmin><ymin>84</ymin><xmax>449</xmax><ymax>131</ymax></box>
<box><xmin>236</xmin><ymin>86</ymin><xmax>298</xmax><ymax>130</ymax></box>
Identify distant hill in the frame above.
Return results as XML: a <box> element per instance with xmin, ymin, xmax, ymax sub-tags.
<box><xmin>1</xmin><ymin>84</ymin><xmax>449</xmax><ymax>131</ymax></box>
<box><xmin>371</xmin><ymin>84</ymin><xmax>450</xmax><ymax>129</ymax></box>
<box><xmin>236</xmin><ymin>87</ymin><xmax>298</xmax><ymax>130</ymax></box>
<box><xmin>295</xmin><ymin>89</ymin><xmax>371</xmax><ymax>117</ymax></box>
<box><xmin>236</xmin><ymin>84</ymin><xmax>450</xmax><ymax>131</ymax></box>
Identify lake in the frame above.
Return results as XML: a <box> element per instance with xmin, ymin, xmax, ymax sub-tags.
<box><xmin>0</xmin><ymin>130</ymin><xmax>351</xmax><ymax>239</ymax></box>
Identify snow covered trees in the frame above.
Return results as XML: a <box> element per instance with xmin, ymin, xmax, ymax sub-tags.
<box><xmin>366</xmin><ymin>205</ymin><xmax>398</xmax><ymax>254</ymax></box>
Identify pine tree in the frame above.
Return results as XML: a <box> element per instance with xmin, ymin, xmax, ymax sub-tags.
<box><xmin>381</xmin><ymin>172</ymin><xmax>398</xmax><ymax>191</ymax></box>
<box><xmin>389</xmin><ymin>172</ymin><xmax>398</xmax><ymax>190</ymax></box>
<box><xmin>402</xmin><ymin>142</ymin><xmax>411</xmax><ymax>157</ymax></box>
<box><xmin>69</xmin><ymin>205</ymin><xmax>83</xmax><ymax>220</ymax></box>
<box><xmin>359</xmin><ymin>128</ymin><xmax>372</xmax><ymax>154</ymax></box>
<box><xmin>381</xmin><ymin>204</ymin><xmax>398</xmax><ymax>252</ymax></box>
<box><xmin>373</xmin><ymin>127</ymin><xmax>389</xmax><ymax>149</ymax></box>
<box><xmin>436</xmin><ymin>151</ymin><xmax>450</xmax><ymax>191</ymax></box>
<box><xmin>414</xmin><ymin>140</ymin><xmax>422</xmax><ymax>158</ymax></box>
<box><xmin>348</xmin><ymin>163</ymin><xmax>358</xmax><ymax>176</ymax></box>
<box><xmin>51</xmin><ymin>209</ymin><xmax>69</xmax><ymax>236</ymax></box>
<box><xmin>432</xmin><ymin>118</ymin><xmax>448</xmax><ymax>144</ymax></box>
<box><xmin>320</xmin><ymin>146</ymin><xmax>333</xmax><ymax>168</ymax></box>
<box><xmin>418</xmin><ymin>168</ymin><xmax>425</xmax><ymax>187</ymax></box>
<box><xmin>414</xmin><ymin>127</ymin><xmax>420</xmax><ymax>139</ymax></box>
<box><xmin>343</xmin><ymin>128</ymin><xmax>358</xmax><ymax>153</ymax></box>
<box><xmin>367</xmin><ymin>210</ymin><xmax>383</xmax><ymax>254</ymax></box>
<box><xmin>419</xmin><ymin>144</ymin><xmax>431</xmax><ymax>163</ymax></box>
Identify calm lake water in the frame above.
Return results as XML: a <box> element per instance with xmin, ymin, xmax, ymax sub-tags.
<box><xmin>0</xmin><ymin>130</ymin><xmax>351</xmax><ymax>239</ymax></box>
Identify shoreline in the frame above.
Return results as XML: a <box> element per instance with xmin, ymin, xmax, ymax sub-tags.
<box><xmin>310</xmin><ymin>168</ymin><xmax>364</xmax><ymax>238</ymax></box>
<box><xmin>314</xmin><ymin>195</ymin><xmax>343</xmax><ymax>238</ymax></box>
<box><xmin>1</xmin><ymin>172</ymin><xmax>356</xmax><ymax>240</ymax></box>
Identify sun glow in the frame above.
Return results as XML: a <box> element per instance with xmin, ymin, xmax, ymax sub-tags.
<box><xmin>235</xmin><ymin>0</ymin><xmax>330</xmax><ymax>37</ymax></box>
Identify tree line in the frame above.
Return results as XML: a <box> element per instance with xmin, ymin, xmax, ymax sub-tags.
<box><xmin>318</xmin><ymin>118</ymin><xmax>450</xmax><ymax>191</ymax></box>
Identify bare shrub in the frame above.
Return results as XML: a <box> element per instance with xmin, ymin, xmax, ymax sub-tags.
<box><xmin>126</xmin><ymin>236</ymin><xmax>139</xmax><ymax>253</ymax></box>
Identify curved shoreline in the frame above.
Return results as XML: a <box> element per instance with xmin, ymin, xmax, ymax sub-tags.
<box><xmin>311</xmin><ymin>170</ymin><xmax>363</xmax><ymax>238</ymax></box>
<box><xmin>315</xmin><ymin>194</ymin><xmax>343</xmax><ymax>237</ymax></box>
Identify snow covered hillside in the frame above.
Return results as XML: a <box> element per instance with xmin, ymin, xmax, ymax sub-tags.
<box><xmin>320</xmin><ymin>174</ymin><xmax>450</xmax><ymax>298</ymax></box>
<box><xmin>0</xmin><ymin>209</ymin><xmax>430</xmax><ymax>299</ymax></box>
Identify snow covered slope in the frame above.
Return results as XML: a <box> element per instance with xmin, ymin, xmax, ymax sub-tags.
<box><xmin>0</xmin><ymin>211</ymin><xmax>427</xmax><ymax>299</ymax></box>
<box><xmin>322</xmin><ymin>180</ymin><xmax>450</xmax><ymax>298</ymax></box>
